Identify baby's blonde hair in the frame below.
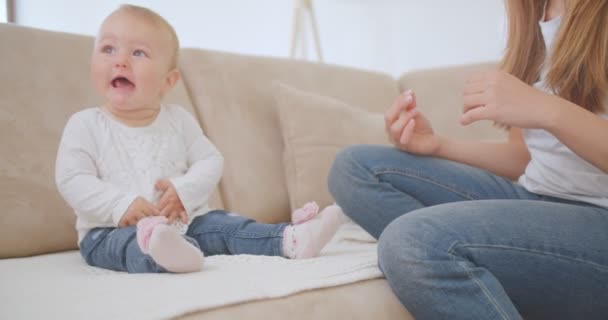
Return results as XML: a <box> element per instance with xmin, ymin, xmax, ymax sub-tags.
<box><xmin>108</xmin><ymin>4</ymin><xmax>180</xmax><ymax>69</ymax></box>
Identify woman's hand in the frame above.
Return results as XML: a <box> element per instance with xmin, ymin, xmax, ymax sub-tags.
<box><xmin>385</xmin><ymin>90</ymin><xmax>442</xmax><ymax>156</ymax></box>
<box><xmin>461</xmin><ymin>70</ymin><xmax>552</xmax><ymax>129</ymax></box>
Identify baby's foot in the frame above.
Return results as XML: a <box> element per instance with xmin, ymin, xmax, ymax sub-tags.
<box><xmin>283</xmin><ymin>204</ymin><xmax>349</xmax><ymax>259</ymax></box>
<box><xmin>291</xmin><ymin>201</ymin><xmax>320</xmax><ymax>224</ymax></box>
<box><xmin>137</xmin><ymin>216</ymin><xmax>203</xmax><ymax>273</ymax></box>
<box><xmin>148</xmin><ymin>225</ymin><xmax>204</xmax><ymax>273</ymax></box>
<box><xmin>137</xmin><ymin>216</ymin><xmax>169</xmax><ymax>254</ymax></box>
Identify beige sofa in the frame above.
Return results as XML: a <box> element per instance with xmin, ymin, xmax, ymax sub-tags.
<box><xmin>0</xmin><ymin>23</ymin><xmax>505</xmax><ymax>319</ymax></box>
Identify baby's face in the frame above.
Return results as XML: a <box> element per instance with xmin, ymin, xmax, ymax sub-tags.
<box><xmin>91</xmin><ymin>12</ymin><xmax>176</xmax><ymax>112</ymax></box>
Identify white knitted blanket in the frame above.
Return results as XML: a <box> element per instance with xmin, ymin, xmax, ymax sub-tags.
<box><xmin>0</xmin><ymin>223</ymin><xmax>381</xmax><ymax>320</ymax></box>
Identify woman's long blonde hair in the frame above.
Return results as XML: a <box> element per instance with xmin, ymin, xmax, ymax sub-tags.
<box><xmin>501</xmin><ymin>0</ymin><xmax>608</xmax><ymax>113</ymax></box>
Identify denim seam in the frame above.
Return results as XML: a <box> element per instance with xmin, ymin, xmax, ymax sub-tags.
<box><xmin>447</xmin><ymin>241</ymin><xmax>511</xmax><ymax>320</ymax></box>
<box><xmin>189</xmin><ymin>228</ymin><xmax>285</xmax><ymax>239</ymax></box>
<box><xmin>275</xmin><ymin>236</ymin><xmax>283</xmax><ymax>257</ymax></box>
<box><xmin>452</xmin><ymin>243</ymin><xmax>608</xmax><ymax>272</ymax></box>
<box><xmin>121</xmin><ymin>231</ymin><xmax>138</xmax><ymax>271</ymax></box>
<box><xmin>189</xmin><ymin>230</ymin><xmax>284</xmax><ymax>256</ymax></box>
<box><xmin>374</xmin><ymin>168</ymin><xmax>479</xmax><ymax>200</ymax></box>
<box><xmin>188</xmin><ymin>218</ymin><xmax>287</xmax><ymax>238</ymax></box>
<box><xmin>343</xmin><ymin>148</ymin><xmax>382</xmax><ymax>183</ymax></box>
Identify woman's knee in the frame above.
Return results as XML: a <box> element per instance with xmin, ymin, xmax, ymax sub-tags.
<box><xmin>328</xmin><ymin>144</ymin><xmax>384</xmax><ymax>201</ymax></box>
<box><xmin>378</xmin><ymin>208</ymin><xmax>456</xmax><ymax>277</ymax></box>
<box><xmin>378</xmin><ymin>214</ymin><xmax>420</xmax><ymax>274</ymax></box>
<box><xmin>328</xmin><ymin>145</ymin><xmax>426</xmax><ymax>195</ymax></box>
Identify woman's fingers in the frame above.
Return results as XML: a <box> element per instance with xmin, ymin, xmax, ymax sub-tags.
<box><xmin>385</xmin><ymin>90</ymin><xmax>414</xmax><ymax>129</ymax></box>
<box><xmin>390</xmin><ymin>107</ymin><xmax>419</xmax><ymax>143</ymax></box>
<box><xmin>389</xmin><ymin>114</ymin><xmax>409</xmax><ymax>142</ymax></box>
<box><xmin>408</xmin><ymin>91</ymin><xmax>417</xmax><ymax>110</ymax></box>
<box><xmin>385</xmin><ymin>96</ymin><xmax>403</xmax><ymax>127</ymax></box>
<box><xmin>399</xmin><ymin>118</ymin><xmax>416</xmax><ymax>145</ymax></box>
<box><xmin>398</xmin><ymin>108</ymin><xmax>419</xmax><ymax>145</ymax></box>
<box><xmin>390</xmin><ymin>109</ymin><xmax>418</xmax><ymax>142</ymax></box>
<box><xmin>462</xmin><ymin>92</ymin><xmax>486</xmax><ymax>113</ymax></box>
<box><xmin>385</xmin><ymin>98</ymin><xmax>405</xmax><ymax>131</ymax></box>
<box><xmin>461</xmin><ymin>105</ymin><xmax>491</xmax><ymax>125</ymax></box>
<box><xmin>462</xmin><ymin>72</ymin><xmax>495</xmax><ymax>123</ymax></box>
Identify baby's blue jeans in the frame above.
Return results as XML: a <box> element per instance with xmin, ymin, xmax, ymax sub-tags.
<box><xmin>328</xmin><ymin>144</ymin><xmax>608</xmax><ymax>320</ymax></box>
<box><xmin>79</xmin><ymin>210</ymin><xmax>288</xmax><ymax>273</ymax></box>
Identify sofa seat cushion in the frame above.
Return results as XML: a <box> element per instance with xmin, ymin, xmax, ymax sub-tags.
<box><xmin>178</xmin><ymin>278</ymin><xmax>412</xmax><ymax>320</ymax></box>
<box><xmin>0</xmin><ymin>224</ymin><xmax>401</xmax><ymax>320</ymax></box>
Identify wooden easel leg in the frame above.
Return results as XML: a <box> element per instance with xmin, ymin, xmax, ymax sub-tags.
<box><xmin>307</xmin><ymin>0</ymin><xmax>323</xmax><ymax>61</ymax></box>
<box><xmin>289</xmin><ymin>0</ymin><xmax>302</xmax><ymax>58</ymax></box>
<box><xmin>290</xmin><ymin>0</ymin><xmax>323</xmax><ymax>62</ymax></box>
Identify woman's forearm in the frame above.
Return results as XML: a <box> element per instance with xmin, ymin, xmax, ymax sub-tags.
<box><xmin>434</xmin><ymin>129</ymin><xmax>530</xmax><ymax>180</ymax></box>
<box><xmin>544</xmin><ymin>95</ymin><xmax>608</xmax><ymax>173</ymax></box>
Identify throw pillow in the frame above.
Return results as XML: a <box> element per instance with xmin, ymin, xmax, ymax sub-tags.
<box><xmin>273</xmin><ymin>82</ymin><xmax>390</xmax><ymax>211</ymax></box>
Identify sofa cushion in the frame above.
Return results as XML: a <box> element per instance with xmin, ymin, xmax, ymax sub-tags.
<box><xmin>0</xmin><ymin>224</ymin><xmax>402</xmax><ymax>320</ymax></box>
<box><xmin>177</xmin><ymin>279</ymin><xmax>412</xmax><ymax>320</ymax></box>
<box><xmin>0</xmin><ymin>24</ymin><xmax>210</xmax><ymax>258</ymax></box>
<box><xmin>273</xmin><ymin>83</ymin><xmax>390</xmax><ymax>210</ymax></box>
<box><xmin>179</xmin><ymin>48</ymin><xmax>398</xmax><ymax>223</ymax></box>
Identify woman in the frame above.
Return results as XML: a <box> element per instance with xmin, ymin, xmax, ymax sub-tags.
<box><xmin>328</xmin><ymin>0</ymin><xmax>608</xmax><ymax>319</ymax></box>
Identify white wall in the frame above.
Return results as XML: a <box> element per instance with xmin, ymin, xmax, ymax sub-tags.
<box><xmin>14</xmin><ymin>0</ymin><xmax>506</xmax><ymax>77</ymax></box>
<box><xmin>1</xmin><ymin>0</ymin><xmax>7</xmax><ymax>23</ymax></box>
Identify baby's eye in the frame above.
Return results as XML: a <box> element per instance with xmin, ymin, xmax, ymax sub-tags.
<box><xmin>101</xmin><ymin>45</ymin><xmax>115</xmax><ymax>54</ymax></box>
<box><xmin>133</xmin><ymin>49</ymin><xmax>148</xmax><ymax>57</ymax></box>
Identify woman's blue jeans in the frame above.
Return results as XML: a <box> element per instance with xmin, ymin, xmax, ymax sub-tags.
<box><xmin>328</xmin><ymin>145</ymin><xmax>608</xmax><ymax>320</ymax></box>
<box><xmin>80</xmin><ymin>210</ymin><xmax>288</xmax><ymax>273</ymax></box>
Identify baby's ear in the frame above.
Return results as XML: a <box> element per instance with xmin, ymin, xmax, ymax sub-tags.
<box><xmin>161</xmin><ymin>68</ymin><xmax>180</xmax><ymax>96</ymax></box>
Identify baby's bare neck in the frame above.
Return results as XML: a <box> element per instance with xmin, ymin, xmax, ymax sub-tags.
<box><xmin>102</xmin><ymin>105</ymin><xmax>160</xmax><ymax>127</ymax></box>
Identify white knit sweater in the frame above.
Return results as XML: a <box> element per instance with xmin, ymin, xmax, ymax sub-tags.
<box><xmin>55</xmin><ymin>105</ymin><xmax>224</xmax><ymax>242</ymax></box>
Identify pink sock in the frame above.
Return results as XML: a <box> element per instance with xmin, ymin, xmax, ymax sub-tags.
<box><xmin>137</xmin><ymin>216</ymin><xmax>169</xmax><ymax>254</ymax></box>
<box><xmin>291</xmin><ymin>201</ymin><xmax>320</xmax><ymax>224</ymax></box>
<box><xmin>282</xmin><ymin>204</ymin><xmax>349</xmax><ymax>259</ymax></box>
<box><xmin>137</xmin><ymin>216</ymin><xmax>204</xmax><ymax>273</ymax></box>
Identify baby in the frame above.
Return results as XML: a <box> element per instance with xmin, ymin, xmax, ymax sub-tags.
<box><xmin>55</xmin><ymin>4</ymin><xmax>348</xmax><ymax>273</ymax></box>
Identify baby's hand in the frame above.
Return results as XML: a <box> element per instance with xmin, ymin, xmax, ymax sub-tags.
<box><xmin>119</xmin><ymin>197</ymin><xmax>160</xmax><ymax>227</ymax></box>
<box><xmin>155</xmin><ymin>179</ymin><xmax>188</xmax><ymax>224</ymax></box>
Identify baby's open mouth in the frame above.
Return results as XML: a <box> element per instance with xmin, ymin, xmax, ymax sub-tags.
<box><xmin>111</xmin><ymin>76</ymin><xmax>135</xmax><ymax>89</ymax></box>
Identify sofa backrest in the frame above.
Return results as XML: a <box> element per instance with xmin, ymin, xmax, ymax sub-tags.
<box><xmin>179</xmin><ymin>49</ymin><xmax>399</xmax><ymax>223</ymax></box>
<box><xmin>0</xmin><ymin>22</ymin><xmax>506</xmax><ymax>259</ymax></box>
<box><xmin>0</xmin><ymin>23</ymin><xmax>210</xmax><ymax>258</ymax></box>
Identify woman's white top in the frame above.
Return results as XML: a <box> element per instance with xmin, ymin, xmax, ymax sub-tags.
<box><xmin>518</xmin><ymin>16</ymin><xmax>608</xmax><ymax>208</ymax></box>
